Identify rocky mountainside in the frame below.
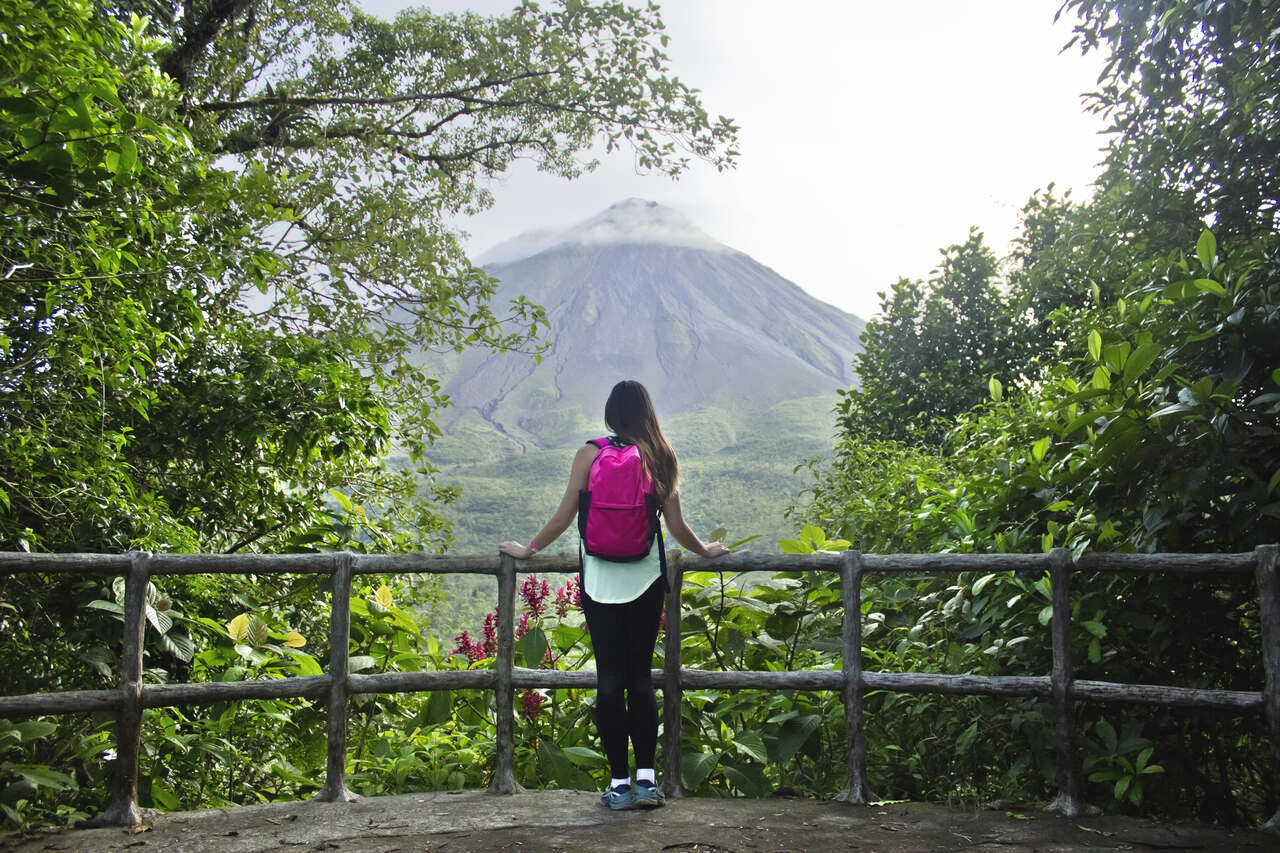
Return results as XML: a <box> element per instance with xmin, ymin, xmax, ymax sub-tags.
<box><xmin>436</xmin><ymin>199</ymin><xmax>865</xmax><ymax>451</ymax></box>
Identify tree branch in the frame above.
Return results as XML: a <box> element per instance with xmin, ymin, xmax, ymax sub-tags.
<box><xmin>163</xmin><ymin>0</ymin><xmax>257</xmax><ymax>90</ymax></box>
<box><xmin>191</xmin><ymin>69</ymin><xmax>555</xmax><ymax>114</ymax></box>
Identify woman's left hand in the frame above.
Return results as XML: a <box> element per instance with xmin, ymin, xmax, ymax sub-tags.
<box><xmin>499</xmin><ymin>540</ymin><xmax>534</xmax><ymax>559</ymax></box>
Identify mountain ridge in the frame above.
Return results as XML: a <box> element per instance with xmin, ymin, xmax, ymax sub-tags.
<box><xmin>437</xmin><ymin>199</ymin><xmax>865</xmax><ymax>451</ymax></box>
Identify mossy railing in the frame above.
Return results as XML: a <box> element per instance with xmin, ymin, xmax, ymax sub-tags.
<box><xmin>0</xmin><ymin>547</ymin><xmax>1277</xmax><ymax>830</ymax></box>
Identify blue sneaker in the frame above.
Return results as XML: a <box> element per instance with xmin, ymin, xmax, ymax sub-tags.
<box><xmin>633</xmin><ymin>779</ymin><xmax>665</xmax><ymax>808</ymax></box>
<box><xmin>600</xmin><ymin>783</ymin><xmax>635</xmax><ymax>810</ymax></box>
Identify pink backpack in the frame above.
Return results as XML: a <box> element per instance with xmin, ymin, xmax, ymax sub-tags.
<box><xmin>578</xmin><ymin>437</ymin><xmax>666</xmax><ymax>573</ymax></box>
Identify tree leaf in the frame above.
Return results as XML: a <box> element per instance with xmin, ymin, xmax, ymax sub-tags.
<box><xmin>13</xmin><ymin>721</ymin><xmax>57</xmax><ymax>741</ymax></box>
<box><xmin>777</xmin><ymin>538</ymin><xmax>811</xmax><ymax>555</ymax></box>
<box><xmin>227</xmin><ymin>613</ymin><xmax>250</xmax><ymax>642</ymax></box>
<box><xmin>11</xmin><ymin>765</ymin><xmax>77</xmax><ymax>791</ymax></box>
<box><xmin>776</xmin><ymin>714</ymin><xmax>822</xmax><ymax>761</ymax></box>
<box><xmin>971</xmin><ymin>573</ymin><xmax>998</xmax><ymax>595</ymax></box>
<box><xmin>1195</xmin><ymin>230</ymin><xmax>1216</xmax><ymax>270</ymax></box>
<box><xmin>348</xmin><ymin>655</ymin><xmax>377</xmax><ymax>672</ymax></box>
<box><xmin>158</xmin><ymin>631</ymin><xmax>194</xmax><ymax>662</ymax></box>
<box><xmin>730</xmin><ymin>730</ymin><xmax>768</xmax><ymax>763</ymax></box>
<box><xmin>1149</xmin><ymin>402</ymin><xmax>1195</xmax><ymax>419</ymax></box>
<box><xmin>518</xmin><ymin>625</ymin><xmax>549</xmax><ymax>669</ymax></box>
<box><xmin>150</xmin><ymin>780</ymin><xmax>180</xmax><ymax>810</ymax></box>
<box><xmin>1096</xmin><ymin>718</ymin><xmax>1117</xmax><ymax>753</ymax></box>
<box><xmin>421</xmin><ymin>689</ymin><xmax>452</xmax><ymax>725</ymax></box>
<box><xmin>721</xmin><ymin>762</ymin><xmax>768</xmax><ymax>796</ymax></box>
<box><xmin>681</xmin><ymin>751</ymin><xmax>719</xmax><ymax>791</ymax></box>
<box><xmin>287</xmin><ymin>650</ymin><xmax>323</xmax><ymax>677</ymax></box>
<box><xmin>145</xmin><ymin>604</ymin><xmax>172</xmax><ymax>635</ymax></box>
<box><xmin>561</xmin><ymin>746</ymin><xmax>606</xmax><ymax>768</ymax></box>
<box><xmin>955</xmin><ymin>721</ymin><xmax>978</xmax><ymax>755</ymax></box>
<box><xmin>1062</xmin><ymin>408</ymin><xmax>1108</xmax><ymax>435</ymax></box>
<box><xmin>1121</xmin><ymin>343</ymin><xmax>1162</xmax><ymax>386</ymax></box>
<box><xmin>114</xmin><ymin>136</ymin><xmax>136</xmax><ymax>179</ymax></box>
<box><xmin>799</xmin><ymin>525</ymin><xmax>827</xmax><ymax>548</ymax></box>
<box><xmin>536</xmin><ymin>740</ymin><xmax>595</xmax><ymax>790</ymax></box>
<box><xmin>85</xmin><ymin>600</ymin><xmax>125</xmax><ymax>616</ymax></box>
<box><xmin>246</xmin><ymin>616</ymin><xmax>269</xmax><ymax>648</ymax></box>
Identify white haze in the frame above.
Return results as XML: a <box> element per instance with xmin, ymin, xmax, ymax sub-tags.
<box><xmin>478</xmin><ymin>198</ymin><xmax>732</xmax><ymax>265</ymax></box>
<box><xmin>361</xmin><ymin>0</ymin><xmax>1110</xmax><ymax>319</ymax></box>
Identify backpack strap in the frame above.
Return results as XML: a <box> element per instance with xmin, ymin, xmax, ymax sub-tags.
<box><xmin>578</xmin><ymin>438</ymin><xmax>610</xmax><ymax>589</ymax></box>
<box><xmin>648</xmin><ymin>493</ymin><xmax>669</xmax><ymax>594</ymax></box>
<box><xmin>656</xmin><ymin>522</ymin><xmax>669</xmax><ymax>594</ymax></box>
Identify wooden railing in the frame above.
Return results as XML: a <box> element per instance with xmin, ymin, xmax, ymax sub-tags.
<box><xmin>1</xmin><ymin>547</ymin><xmax>1277</xmax><ymax>831</ymax></box>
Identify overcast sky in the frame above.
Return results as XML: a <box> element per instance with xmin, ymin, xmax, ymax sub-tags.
<box><xmin>361</xmin><ymin>0</ymin><xmax>1110</xmax><ymax>320</ymax></box>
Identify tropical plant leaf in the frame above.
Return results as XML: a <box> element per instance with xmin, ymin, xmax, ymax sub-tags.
<box><xmin>681</xmin><ymin>751</ymin><xmax>719</xmax><ymax>791</ymax></box>
<box><xmin>777</xmin><ymin>714</ymin><xmax>822</xmax><ymax>761</ymax></box>
<box><xmin>227</xmin><ymin>613</ymin><xmax>250</xmax><ymax>642</ymax></box>
<box><xmin>518</xmin><ymin>626</ymin><xmax>549</xmax><ymax>669</ymax></box>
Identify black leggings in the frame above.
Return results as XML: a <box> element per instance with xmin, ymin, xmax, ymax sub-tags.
<box><xmin>581</xmin><ymin>576</ymin><xmax>664</xmax><ymax>779</ymax></box>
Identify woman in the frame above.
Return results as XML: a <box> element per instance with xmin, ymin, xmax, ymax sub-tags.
<box><xmin>500</xmin><ymin>380</ymin><xmax>729</xmax><ymax>810</ymax></box>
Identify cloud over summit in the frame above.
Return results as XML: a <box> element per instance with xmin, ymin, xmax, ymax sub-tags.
<box><xmin>478</xmin><ymin>198</ymin><xmax>731</xmax><ymax>266</ymax></box>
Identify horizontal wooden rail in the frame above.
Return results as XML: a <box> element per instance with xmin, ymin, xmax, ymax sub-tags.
<box><xmin>0</xmin><ymin>549</ymin><xmax>1260</xmax><ymax>577</ymax></box>
<box><xmin>3</xmin><ymin>670</ymin><xmax>1261</xmax><ymax>718</ymax></box>
<box><xmin>1</xmin><ymin>545</ymin><xmax>1276</xmax><ymax>832</ymax></box>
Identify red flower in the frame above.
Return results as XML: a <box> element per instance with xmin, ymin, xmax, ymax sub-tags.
<box><xmin>451</xmin><ymin>629</ymin><xmax>488</xmax><ymax>662</ymax></box>
<box><xmin>482</xmin><ymin>612</ymin><xmax>497</xmax><ymax>658</ymax></box>
<box><xmin>520</xmin><ymin>574</ymin><xmax>551</xmax><ymax>616</ymax></box>
<box><xmin>520</xmin><ymin>689</ymin><xmax>546</xmax><ymax>721</ymax></box>
<box><xmin>554</xmin><ymin>576</ymin><xmax>582</xmax><ymax>616</ymax></box>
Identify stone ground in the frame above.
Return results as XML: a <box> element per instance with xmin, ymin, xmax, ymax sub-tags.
<box><xmin>1</xmin><ymin>791</ymin><xmax>1274</xmax><ymax>853</ymax></box>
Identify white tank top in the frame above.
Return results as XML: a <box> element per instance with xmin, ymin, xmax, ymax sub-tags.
<box><xmin>582</xmin><ymin>548</ymin><xmax>661</xmax><ymax>603</ymax></box>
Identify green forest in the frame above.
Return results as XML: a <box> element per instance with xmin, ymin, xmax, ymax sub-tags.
<box><xmin>3</xmin><ymin>0</ymin><xmax>1280</xmax><ymax>836</ymax></box>
<box><xmin>423</xmin><ymin>395</ymin><xmax>839</xmax><ymax>642</ymax></box>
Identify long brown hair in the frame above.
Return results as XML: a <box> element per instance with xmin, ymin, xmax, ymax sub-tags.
<box><xmin>604</xmin><ymin>380</ymin><xmax>678</xmax><ymax>503</ymax></box>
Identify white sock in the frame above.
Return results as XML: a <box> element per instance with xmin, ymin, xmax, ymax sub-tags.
<box><xmin>611</xmin><ymin>776</ymin><xmax>631</xmax><ymax>790</ymax></box>
<box><xmin>636</xmin><ymin>768</ymin><xmax>655</xmax><ymax>785</ymax></box>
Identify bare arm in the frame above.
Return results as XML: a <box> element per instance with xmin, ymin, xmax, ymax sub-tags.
<box><xmin>661</xmin><ymin>492</ymin><xmax>729</xmax><ymax>559</ymax></box>
<box><xmin>499</xmin><ymin>443</ymin><xmax>597</xmax><ymax>558</ymax></box>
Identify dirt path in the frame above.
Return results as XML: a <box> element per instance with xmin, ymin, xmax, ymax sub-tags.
<box><xmin>2</xmin><ymin>790</ymin><xmax>1273</xmax><ymax>853</ymax></box>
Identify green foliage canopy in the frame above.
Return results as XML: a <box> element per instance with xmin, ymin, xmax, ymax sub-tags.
<box><xmin>838</xmin><ymin>229</ymin><xmax>1024</xmax><ymax>446</ymax></box>
<box><xmin>1</xmin><ymin>0</ymin><xmax>739</xmax><ymax>552</ymax></box>
<box><xmin>0</xmin><ymin>0</ymin><xmax>739</xmax><ymax>828</ymax></box>
<box><xmin>795</xmin><ymin>0</ymin><xmax>1280</xmax><ymax>826</ymax></box>
<box><xmin>1060</xmin><ymin>0</ymin><xmax>1280</xmax><ymax>244</ymax></box>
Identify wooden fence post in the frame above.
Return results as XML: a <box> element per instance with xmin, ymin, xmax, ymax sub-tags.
<box><xmin>92</xmin><ymin>551</ymin><xmax>151</xmax><ymax>826</ymax></box>
<box><xmin>662</xmin><ymin>551</ymin><xmax>685</xmax><ymax>798</ymax></box>
<box><xmin>315</xmin><ymin>552</ymin><xmax>357</xmax><ymax>802</ymax></box>
<box><xmin>1256</xmin><ymin>544</ymin><xmax>1280</xmax><ymax>832</ymax></box>
<box><xmin>836</xmin><ymin>550</ymin><xmax>874</xmax><ymax>804</ymax></box>
<box><xmin>1046</xmin><ymin>547</ymin><xmax>1086</xmax><ymax>816</ymax></box>
<box><xmin>489</xmin><ymin>554</ymin><xmax>522</xmax><ymax>793</ymax></box>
